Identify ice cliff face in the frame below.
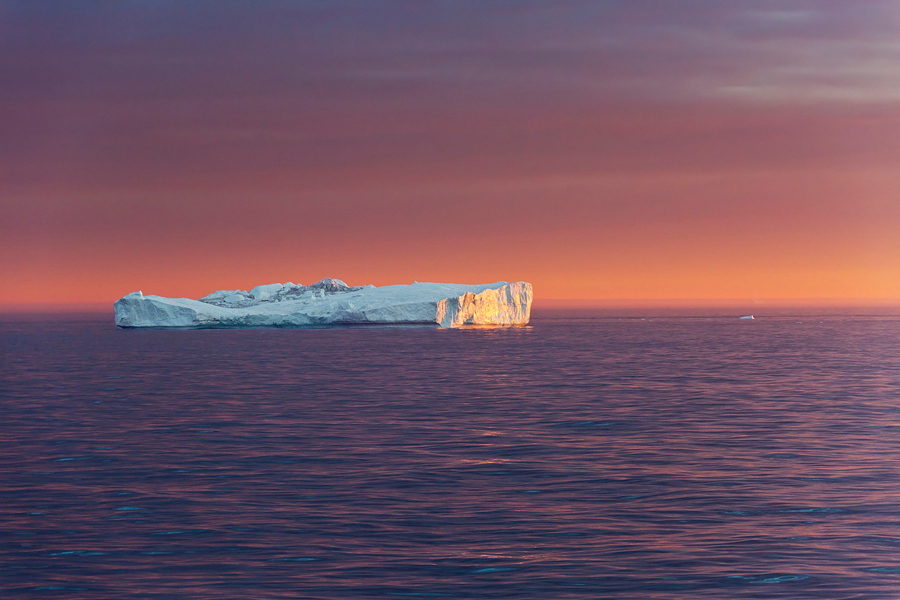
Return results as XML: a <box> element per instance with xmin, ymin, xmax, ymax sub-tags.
<box><xmin>436</xmin><ymin>285</ymin><xmax>531</xmax><ymax>327</ymax></box>
<box><xmin>114</xmin><ymin>279</ymin><xmax>532</xmax><ymax>328</ymax></box>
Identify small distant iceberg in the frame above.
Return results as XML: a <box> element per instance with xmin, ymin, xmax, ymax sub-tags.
<box><xmin>114</xmin><ymin>279</ymin><xmax>532</xmax><ymax>329</ymax></box>
<box><xmin>739</xmin><ymin>315</ymin><xmax>755</xmax><ymax>320</ymax></box>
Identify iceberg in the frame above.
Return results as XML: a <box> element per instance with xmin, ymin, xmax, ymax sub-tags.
<box><xmin>114</xmin><ymin>279</ymin><xmax>532</xmax><ymax>329</ymax></box>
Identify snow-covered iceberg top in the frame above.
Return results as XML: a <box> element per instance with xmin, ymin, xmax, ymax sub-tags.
<box><xmin>114</xmin><ymin>279</ymin><xmax>532</xmax><ymax>328</ymax></box>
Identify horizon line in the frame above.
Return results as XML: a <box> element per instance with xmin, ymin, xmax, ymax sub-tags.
<box><xmin>2</xmin><ymin>297</ymin><xmax>900</xmax><ymax>315</ymax></box>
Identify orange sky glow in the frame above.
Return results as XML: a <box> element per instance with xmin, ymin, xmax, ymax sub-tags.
<box><xmin>1</xmin><ymin>2</ymin><xmax>899</xmax><ymax>308</ymax></box>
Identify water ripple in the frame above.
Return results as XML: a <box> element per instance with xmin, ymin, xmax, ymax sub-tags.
<box><xmin>1</xmin><ymin>310</ymin><xmax>898</xmax><ymax>598</ymax></box>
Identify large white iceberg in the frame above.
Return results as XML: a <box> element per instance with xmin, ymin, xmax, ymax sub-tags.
<box><xmin>114</xmin><ymin>279</ymin><xmax>532</xmax><ymax>328</ymax></box>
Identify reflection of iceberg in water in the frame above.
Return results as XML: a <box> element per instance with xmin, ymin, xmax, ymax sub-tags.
<box><xmin>740</xmin><ymin>315</ymin><xmax>755</xmax><ymax>320</ymax></box>
<box><xmin>114</xmin><ymin>279</ymin><xmax>533</xmax><ymax>329</ymax></box>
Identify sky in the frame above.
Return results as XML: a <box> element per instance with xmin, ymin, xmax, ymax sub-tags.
<box><xmin>2</xmin><ymin>0</ymin><xmax>899</xmax><ymax>307</ymax></box>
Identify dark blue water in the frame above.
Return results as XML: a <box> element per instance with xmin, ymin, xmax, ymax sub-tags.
<box><xmin>2</xmin><ymin>309</ymin><xmax>899</xmax><ymax>598</ymax></box>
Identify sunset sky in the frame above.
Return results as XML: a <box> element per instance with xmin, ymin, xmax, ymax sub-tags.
<box><xmin>2</xmin><ymin>1</ymin><xmax>899</xmax><ymax>308</ymax></box>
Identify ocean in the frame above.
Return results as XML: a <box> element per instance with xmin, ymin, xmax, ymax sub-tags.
<box><xmin>1</xmin><ymin>308</ymin><xmax>898</xmax><ymax>598</ymax></box>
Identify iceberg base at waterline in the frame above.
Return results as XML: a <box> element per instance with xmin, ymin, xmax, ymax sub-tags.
<box><xmin>114</xmin><ymin>279</ymin><xmax>533</xmax><ymax>329</ymax></box>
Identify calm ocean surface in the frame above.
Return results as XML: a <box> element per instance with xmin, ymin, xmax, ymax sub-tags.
<box><xmin>1</xmin><ymin>308</ymin><xmax>899</xmax><ymax>599</ymax></box>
